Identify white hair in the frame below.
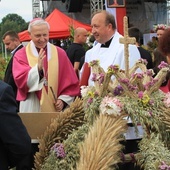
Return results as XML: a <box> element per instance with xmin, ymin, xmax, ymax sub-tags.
<box><xmin>28</xmin><ymin>18</ymin><xmax>50</xmax><ymax>33</ymax></box>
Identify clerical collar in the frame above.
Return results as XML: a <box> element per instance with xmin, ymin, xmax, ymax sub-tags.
<box><xmin>101</xmin><ymin>37</ymin><xmax>113</xmax><ymax>48</ymax></box>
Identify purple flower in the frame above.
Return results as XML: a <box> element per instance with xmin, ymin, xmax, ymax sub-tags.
<box><xmin>159</xmin><ymin>161</ymin><xmax>170</xmax><ymax>170</ymax></box>
<box><xmin>138</xmin><ymin>91</ymin><xmax>143</xmax><ymax>99</ymax></box>
<box><xmin>113</xmin><ymin>85</ymin><xmax>124</xmax><ymax>96</ymax></box>
<box><xmin>144</xmin><ymin>81</ymin><xmax>155</xmax><ymax>90</ymax></box>
<box><xmin>158</xmin><ymin>61</ymin><xmax>168</xmax><ymax>69</ymax></box>
<box><xmin>132</xmin><ymin>73</ymin><xmax>144</xmax><ymax>79</ymax></box>
<box><xmin>138</xmin><ymin>58</ymin><xmax>148</xmax><ymax>65</ymax></box>
<box><xmin>128</xmin><ymin>84</ymin><xmax>137</xmax><ymax>91</ymax></box>
<box><xmin>146</xmin><ymin>69</ymin><xmax>154</xmax><ymax>76</ymax></box>
<box><xmin>98</xmin><ymin>73</ymin><xmax>105</xmax><ymax>84</ymax></box>
<box><xmin>91</xmin><ymin>73</ymin><xmax>97</xmax><ymax>81</ymax></box>
<box><xmin>87</xmin><ymin>98</ymin><xmax>93</xmax><ymax>104</ymax></box>
<box><xmin>107</xmin><ymin>65</ymin><xmax>120</xmax><ymax>74</ymax></box>
<box><xmin>119</xmin><ymin>78</ymin><xmax>129</xmax><ymax>85</ymax></box>
<box><xmin>51</xmin><ymin>143</ymin><xmax>66</xmax><ymax>158</ymax></box>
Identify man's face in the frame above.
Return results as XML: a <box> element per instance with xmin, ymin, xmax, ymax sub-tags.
<box><xmin>91</xmin><ymin>13</ymin><xmax>110</xmax><ymax>44</ymax></box>
<box><xmin>79</xmin><ymin>31</ymin><xmax>88</xmax><ymax>44</ymax></box>
<box><xmin>3</xmin><ymin>35</ymin><xmax>18</xmax><ymax>52</ymax></box>
<box><xmin>29</xmin><ymin>24</ymin><xmax>49</xmax><ymax>49</ymax></box>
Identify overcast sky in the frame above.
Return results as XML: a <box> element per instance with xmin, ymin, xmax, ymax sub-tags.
<box><xmin>0</xmin><ymin>0</ymin><xmax>34</xmax><ymax>22</ymax></box>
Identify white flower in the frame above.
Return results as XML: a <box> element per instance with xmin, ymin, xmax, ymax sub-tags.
<box><xmin>99</xmin><ymin>96</ymin><xmax>123</xmax><ymax>116</ymax></box>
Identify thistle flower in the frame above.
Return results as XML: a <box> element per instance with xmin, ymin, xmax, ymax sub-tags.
<box><xmin>51</xmin><ymin>143</ymin><xmax>66</xmax><ymax>158</ymax></box>
<box><xmin>113</xmin><ymin>85</ymin><xmax>124</xmax><ymax>96</ymax></box>
<box><xmin>98</xmin><ymin>73</ymin><xmax>105</xmax><ymax>84</ymax></box>
<box><xmin>107</xmin><ymin>64</ymin><xmax>119</xmax><ymax>74</ymax></box>
<box><xmin>91</xmin><ymin>73</ymin><xmax>97</xmax><ymax>81</ymax></box>
<box><xmin>159</xmin><ymin>161</ymin><xmax>170</xmax><ymax>170</ymax></box>
<box><xmin>128</xmin><ymin>84</ymin><xmax>137</xmax><ymax>91</ymax></box>
<box><xmin>138</xmin><ymin>58</ymin><xmax>148</xmax><ymax>65</ymax></box>
<box><xmin>119</xmin><ymin>78</ymin><xmax>129</xmax><ymax>85</ymax></box>
<box><xmin>144</xmin><ymin>80</ymin><xmax>155</xmax><ymax>90</ymax></box>
<box><xmin>138</xmin><ymin>91</ymin><xmax>144</xmax><ymax>99</ymax></box>
<box><xmin>87</xmin><ymin>98</ymin><xmax>93</xmax><ymax>104</ymax></box>
<box><xmin>158</xmin><ymin>61</ymin><xmax>169</xmax><ymax>69</ymax></box>
<box><xmin>132</xmin><ymin>72</ymin><xmax>144</xmax><ymax>79</ymax></box>
<box><xmin>146</xmin><ymin>69</ymin><xmax>155</xmax><ymax>76</ymax></box>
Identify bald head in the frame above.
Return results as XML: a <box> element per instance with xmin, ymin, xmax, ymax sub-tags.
<box><xmin>74</xmin><ymin>27</ymin><xmax>88</xmax><ymax>44</ymax></box>
<box><xmin>74</xmin><ymin>27</ymin><xmax>87</xmax><ymax>36</ymax></box>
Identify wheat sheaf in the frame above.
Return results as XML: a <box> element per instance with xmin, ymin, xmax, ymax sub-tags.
<box><xmin>34</xmin><ymin>97</ymin><xmax>85</xmax><ymax>170</ymax></box>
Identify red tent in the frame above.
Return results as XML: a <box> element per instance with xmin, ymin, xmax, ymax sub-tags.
<box><xmin>18</xmin><ymin>9</ymin><xmax>92</xmax><ymax>42</ymax></box>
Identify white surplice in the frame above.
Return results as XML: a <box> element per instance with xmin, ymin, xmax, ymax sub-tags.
<box><xmin>85</xmin><ymin>31</ymin><xmax>141</xmax><ymax>86</ymax></box>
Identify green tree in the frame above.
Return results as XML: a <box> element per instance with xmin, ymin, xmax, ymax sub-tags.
<box><xmin>0</xmin><ymin>13</ymin><xmax>28</xmax><ymax>41</ymax></box>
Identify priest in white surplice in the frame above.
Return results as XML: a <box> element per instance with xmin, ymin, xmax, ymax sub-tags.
<box><xmin>80</xmin><ymin>10</ymin><xmax>143</xmax><ymax>170</ymax></box>
<box><xmin>83</xmin><ymin>14</ymin><xmax>141</xmax><ymax>86</ymax></box>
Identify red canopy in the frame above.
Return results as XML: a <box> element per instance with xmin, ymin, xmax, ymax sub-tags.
<box><xmin>18</xmin><ymin>9</ymin><xmax>92</xmax><ymax>42</ymax></box>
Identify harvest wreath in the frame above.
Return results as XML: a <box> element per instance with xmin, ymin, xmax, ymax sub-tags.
<box><xmin>33</xmin><ymin>17</ymin><xmax>170</xmax><ymax>170</ymax></box>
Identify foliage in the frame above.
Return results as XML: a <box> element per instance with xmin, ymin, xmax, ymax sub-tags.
<box><xmin>138</xmin><ymin>133</ymin><xmax>170</xmax><ymax>170</ymax></box>
<box><xmin>0</xmin><ymin>56</ymin><xmax>10</xmax><ymax>80</ymax></box>
<box><xmin>68</xmin><ymin>25</ymin><xmax>75</xmax><ymax>42</ymax></box>
<box><xmin>0</xmin><ymin>13</ymin><xmax>28</xmax><ymax>42</ymax></box>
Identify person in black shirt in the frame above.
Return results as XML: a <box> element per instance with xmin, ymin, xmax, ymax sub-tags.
<box><xmin>66</xmin><ymin>27</ymin><xmax>88</xmax><ymax>77</ymax></box>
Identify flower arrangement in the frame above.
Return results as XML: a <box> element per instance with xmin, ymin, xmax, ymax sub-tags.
<box><xmin>33</xmin><ymin>56</ymin><xmax>170</xmax><ymax>170</ymax></box>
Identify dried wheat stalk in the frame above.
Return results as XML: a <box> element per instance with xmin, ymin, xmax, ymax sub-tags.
<box><xmin>76</xmin><ymin>114</ymin><xmax>127</xmax><ymax>170</ymax></box>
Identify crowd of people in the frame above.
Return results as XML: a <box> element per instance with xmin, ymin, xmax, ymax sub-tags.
<box><xmin>1</xmin><ymin>9</ymin><xmax>170</xmax><ymax>170</ymax></box>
